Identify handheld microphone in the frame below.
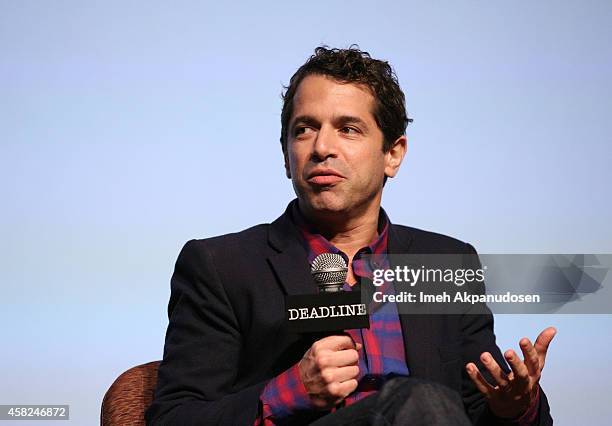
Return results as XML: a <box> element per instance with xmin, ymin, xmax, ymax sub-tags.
<box><xmin>286</xmin><ymin>253</ymin><xmax>370</xmax><ymax>333</ymax></box>
<box><xmin>311</xmin><ymin>253</ymin><xmax>347</xmax><ymax>293</ymax></box>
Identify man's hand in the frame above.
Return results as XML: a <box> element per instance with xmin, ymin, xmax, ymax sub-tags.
<box><xmin>298</xmin><ymin>335</ymin><xmax>361</xmax><ymax>410</ymax></box>
<box><xmin>466</xmin><ymin>327</ymin><xmax>557</xmax><ymax>419</ymax></box>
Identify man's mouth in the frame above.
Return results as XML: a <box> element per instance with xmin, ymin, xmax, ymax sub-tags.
<box><xmin>307</xmin><ymin>175</ymin><xmax>344</xmax><ymax>185</ymax></box>
<box><xmin>306</xmin><ymin>169</ymin><xmax>345</xmax><ymax>186</ymax></box>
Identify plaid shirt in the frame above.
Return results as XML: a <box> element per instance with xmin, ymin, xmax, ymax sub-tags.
<box><xmin>256</xmin><ymin>203</ymin><xmax>540</xmax><ymax>425</ymax></box>
<box><xmin>257</xmin><ymin>204</ymin><xmax>408</xmax><ymax>424</ymax></box>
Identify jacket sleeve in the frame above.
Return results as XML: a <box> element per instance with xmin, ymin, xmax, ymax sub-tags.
<box><xmin>460</xmin><ymin>243</ymin><xmax>553</xmax><ymax>426</ymax></box>
<box><xmin>145</xmin><ymin>240</ymin><xmax>267</xmax><ymax>425</ymax></box>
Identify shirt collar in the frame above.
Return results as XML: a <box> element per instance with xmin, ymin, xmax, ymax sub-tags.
<box><xmin>289</xmin><ymin>199</ymin><xmax>390</xmax><ymax>266</ymax></box>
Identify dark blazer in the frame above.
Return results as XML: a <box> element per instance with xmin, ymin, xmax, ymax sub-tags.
<box><xmin>145</xmin><ymin>202</ymin><xmax>552</xmax><ymax>425</ymax></box>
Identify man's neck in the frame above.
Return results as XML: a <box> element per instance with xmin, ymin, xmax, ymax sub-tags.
<box><xmin>298</xmin><ymin>200</ymin><xmax>381</xmax><ymax>260</ymax></box>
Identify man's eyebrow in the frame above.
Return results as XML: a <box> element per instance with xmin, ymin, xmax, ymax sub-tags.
<box><xmin>291</xmin><ymin>115</ymin><xmax>320</xmax><ymax>128</ymax></box>
<box><xmin>334</xmin><ymin>115</ymin><xmax>370</xmax><ymax>129</ymax></box>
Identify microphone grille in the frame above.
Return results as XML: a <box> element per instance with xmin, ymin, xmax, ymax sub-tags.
<box><xmin>311</xmin><ymin>253</ymin><xmax>348</xmax><ymax>292</ymax></box>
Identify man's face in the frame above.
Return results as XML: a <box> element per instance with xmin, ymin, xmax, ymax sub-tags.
<box><xmin>284</xmin><ymin>74</ymin><xmax>405</xmax><ymax>216</ymax></box>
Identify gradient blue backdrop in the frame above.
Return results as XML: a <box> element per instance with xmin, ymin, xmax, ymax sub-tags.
<box><xmin>1</xmin><ymin>1</ymin><xmax>611</xmax><ymax>424</ymax></box>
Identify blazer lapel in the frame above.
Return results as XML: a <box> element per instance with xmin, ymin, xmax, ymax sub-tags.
<box><xmin>388</xmin><ymin>224</ymin><xmax>434</xmax><ymax>379</ymax></box>
<box><xmin>267</xmin><ymin>201</ymin><xmax>318</xmax><ymax>296</ymax></box>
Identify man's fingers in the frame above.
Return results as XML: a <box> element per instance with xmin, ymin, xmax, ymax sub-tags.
<box><xmin>504</xmin><ymin>349</ymin><xmax>530</xmax><ymax>394</ymax></box>
<box><xmin>328</xmin><ymin>378</ymin><xmax>358</xmax><ymax>401</ymax></box>
<box><xmin>313</xmin><ymin>335</ymin><xmax>357</xmax><ymax>354</ymax></box>
<box><xmin>315</xmin><ymin>348</ymin><xmax>359</xmax><ymax>369</ymax></box>
<box><xmin>534</xmin><ymin>327</ymin><xmax>557</xmax><ymax>368</ymax></box>
<box><xmin>480</xmin><ymin>352</ymin><xmax>509</xmax><ymax>388</ymax></box>
<box><xmin>320</xmin><ymin>365</ymin><xmax>360</xmax><ymax>384</ymax></box>
<box><xmin>518</xmin><ymin>339</ymin><xmax>540</xmax><ymax>377</ymax></box>
<box><xmin>466</xmin><ymin>362</ymin><xmax>493</xmax><ymax>396</ymax></box>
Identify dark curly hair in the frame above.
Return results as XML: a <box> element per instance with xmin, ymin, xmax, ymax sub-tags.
<box><xmin>280</xmin><ymin>46</ymin><xmax>412</xmax><ymax>153</ymax></box>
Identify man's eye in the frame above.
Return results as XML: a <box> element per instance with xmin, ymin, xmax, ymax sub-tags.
<box><xmin>294</xmin><ymin>127</ymin><xmax>313</xmax><ymax>136</ymax></box>
<box><xmin>340</xmin><ymin>127</ymin><xmax>359</xmax><ymax>134</ymax></box>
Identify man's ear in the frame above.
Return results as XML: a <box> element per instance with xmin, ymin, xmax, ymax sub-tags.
<box><xmin>383</xmin><ymin>135</ymin><xmax>407</xmax><ymax>179</ymax></box>
<box><xmin>283</xmin><ymin>149</ymin><xmax>291</xmax><ymax>179</ymax></box>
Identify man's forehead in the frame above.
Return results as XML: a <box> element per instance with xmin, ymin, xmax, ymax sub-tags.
<box><xmin>291</xmin><ymin>74</ymin><xmax>376</xmax><ymax>122</ymax></box>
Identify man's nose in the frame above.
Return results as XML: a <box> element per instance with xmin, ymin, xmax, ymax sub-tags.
<box><xmin>311</xmin><ymin>125</ymin><xmax>338</xmax><ymax>161</ymax></box>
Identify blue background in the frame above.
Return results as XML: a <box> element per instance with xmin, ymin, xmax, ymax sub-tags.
<box><xmin>1</xmin><ymin>1</ymin><xmax>611</xmax><ymax>424</ymax></box>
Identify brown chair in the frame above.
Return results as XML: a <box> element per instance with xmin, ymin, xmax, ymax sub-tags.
<box><xmin>101</xmin><ymin>361</ymin><xmax>161</xmax><ymax>426</ymax></box>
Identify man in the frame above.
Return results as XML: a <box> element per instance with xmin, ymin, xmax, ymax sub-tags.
<box><xmin>146</xmin><ymin>47</ymin><xmax>555</xmax><ymax>425</ymax></box>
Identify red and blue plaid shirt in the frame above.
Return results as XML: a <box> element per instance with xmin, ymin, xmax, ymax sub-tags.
<box><xmin>256</xmin><ymin>203</ymin><xmax>540</xmax><ymax>425</ymax></box>
<box><xmin>258</xmin><ymin>204</ymin><xmax>409</xmax><ymax>424</ymax></box>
